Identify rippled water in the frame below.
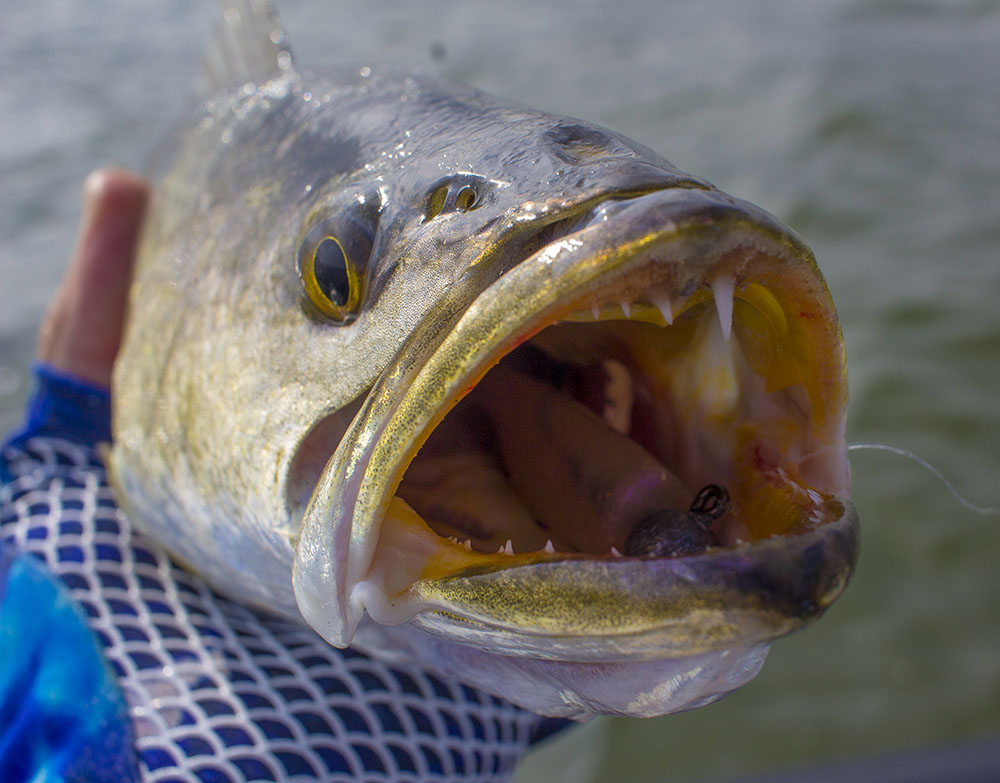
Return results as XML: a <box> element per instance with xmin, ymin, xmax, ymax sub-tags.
<box><xmin>2</xmin><ymin>1</ymin><xmax>998</xmax><ymax>780</ymax></box>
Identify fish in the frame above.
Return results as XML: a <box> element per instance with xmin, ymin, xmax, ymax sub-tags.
<box><xmin>108</xmin><ymin>0</ymin><xmax>858</xmax><ymax>719</ymax></box>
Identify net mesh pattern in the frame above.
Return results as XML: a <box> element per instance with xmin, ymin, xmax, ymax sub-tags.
<box><xmin>0</xmin><ymin>437</ymin><xmax>543</xmax><ymax>782</ymax></box>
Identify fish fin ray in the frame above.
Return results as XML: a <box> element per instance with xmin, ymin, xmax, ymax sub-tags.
<box><xmin>199</xmin><ymin>0</ymin><xmax>295</xmax><ymax>97</ymax></box>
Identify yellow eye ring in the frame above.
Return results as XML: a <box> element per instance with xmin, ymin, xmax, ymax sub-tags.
<box><xmin>300</xmin><ymin>235</ymin><xmax>362</xmax><ymax>323</ymax></box>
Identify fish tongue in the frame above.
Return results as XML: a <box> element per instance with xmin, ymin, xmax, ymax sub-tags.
<box><xmin>477</xmin><ymin>363</ymin><xmax>689</xmax><ymax>553</ymax></box>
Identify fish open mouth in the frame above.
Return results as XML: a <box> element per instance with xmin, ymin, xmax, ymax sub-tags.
<box><xmin>293</xmin><ymin>187</ymin><xmax>857</xmax><ymax>653</ymax></box>
<box><xmin>398</xmin><ymin>288</ymin><xmax>844</xmax><ymax>558</ymax></box>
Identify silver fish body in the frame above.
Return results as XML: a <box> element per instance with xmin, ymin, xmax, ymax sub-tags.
<box><xmin>110</xmin><ymin>0</ymin><xmax>857</xmax><ymax>718</ymax></box>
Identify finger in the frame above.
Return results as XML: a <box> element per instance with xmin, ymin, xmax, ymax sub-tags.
<box><xmin>37</xmin><ymin>169</ymin><xmax>149</xmax><ymax>388</ymax></box>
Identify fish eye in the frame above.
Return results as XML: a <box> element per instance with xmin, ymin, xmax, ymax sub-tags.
<box><xmin>299</xmin><ymin>206</ymin><xmax>376</xmax><ymax>324</ymax></box>
<box><xmin>455</xmin><ymin>185</ymin><xmax>478</xmax><ymax>211</ymax></box>
<box><xmin>301</xmin><ymin>234</ymin><xmax>359</xmax><ymax>322</ymax></box>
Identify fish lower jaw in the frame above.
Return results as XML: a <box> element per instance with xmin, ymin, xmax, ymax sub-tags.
<box><xmin>352</xmin><ymin>268</ymin><xmax>850</xmax><ymax>627</ymax></box>
<box><xmin>349</xmin><ymin>619</ymin><xmax>773</xmax><ymax>719</ymax></box>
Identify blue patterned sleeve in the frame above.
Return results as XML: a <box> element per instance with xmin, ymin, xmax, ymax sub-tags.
<box><xmin>0</xmin><ymin>364</ymin><xmax>567</xmax><ymax>782</ymax></box>
<box><xmin>2</xmin><ymin>363</ymin><xmax>112</xmax><ymax>458</ymax></box>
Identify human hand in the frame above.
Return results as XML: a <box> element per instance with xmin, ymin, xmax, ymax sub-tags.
<box><xmin>36</xmin><ymin>168</ymin><xmax>148</xmax><ymax>387</ymax></box>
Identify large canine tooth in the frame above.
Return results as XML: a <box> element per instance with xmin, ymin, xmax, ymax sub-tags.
<box><xmin>711</xmin><ymin>275</ymin><xmax>735</xmax><ymax>340</ymax></box>
<box><xmin>649</xmin><ymin>292</ymin><xmax>674</xmax><ymax>325</ymax></box>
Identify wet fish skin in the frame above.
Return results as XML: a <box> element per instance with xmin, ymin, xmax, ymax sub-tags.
<box><xmin>109</xmin><ymin>0</ymin><xmax>857</xmax><ymax>718</ymax></box>
<box><xmin>114</xmin><ymin>66</ymin><xmax>705</xmax><ymax>612</ymax></box>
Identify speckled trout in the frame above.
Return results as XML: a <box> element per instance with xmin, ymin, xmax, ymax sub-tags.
<box><xmin>109</xmin><ymin>0</ymin><xmax>858</xmax><ymax>718</ymax></box>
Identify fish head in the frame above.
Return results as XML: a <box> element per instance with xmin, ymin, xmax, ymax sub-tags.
<box><xmin>281</xmin><ymin>76</ymin><xmax>857</xmax><ymax>716</ymax></box>
<box><xmin>111</xmin><ymin>45</ymin><xmax>856</xmax><ymax>718</ymax></box>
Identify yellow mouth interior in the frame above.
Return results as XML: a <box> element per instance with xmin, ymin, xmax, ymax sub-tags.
<box><xmin>369</xmin><ymin>272</ymin><xmax>848</xmax><ymax>588</ymax></box>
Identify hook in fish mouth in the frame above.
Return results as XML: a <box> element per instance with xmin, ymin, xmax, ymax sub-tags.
<box><xmin>292</xmin><ymin>186</ymin><xmax>857</xmax><ymax>655</ymax></box>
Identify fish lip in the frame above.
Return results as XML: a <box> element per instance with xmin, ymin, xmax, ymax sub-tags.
<box><xmin>408</xmin><ymin>499</ymin><xmax>859</xmax><ymax>661</ymax></box>
<box><xmin>293</xmin><ymin>185</ymin><xmax>851</xmax><ymax>648</ymax></box>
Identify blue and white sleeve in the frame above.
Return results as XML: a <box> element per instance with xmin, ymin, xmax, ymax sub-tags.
<box><xmin>0</xmin><ymin>363</ymin><xmax>567</xmax><ymax>783</ymax></box>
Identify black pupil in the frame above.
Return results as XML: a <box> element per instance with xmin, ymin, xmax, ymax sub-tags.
<box><xmin>314</xmin><ymin>238</ymin><xmax>350</xmax><ymax>306</ymax></box>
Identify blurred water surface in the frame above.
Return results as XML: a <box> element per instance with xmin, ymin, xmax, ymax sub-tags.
<box><xmin>1</xmin><ymin>1</ymin><xmax>998</xmax><ymax>780</ymax></box>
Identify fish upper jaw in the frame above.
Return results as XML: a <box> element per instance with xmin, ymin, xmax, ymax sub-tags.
<box><xmin>292</xmin><ymin>186</ymin><xmax>855</xmax><ymax>669</ymax></box>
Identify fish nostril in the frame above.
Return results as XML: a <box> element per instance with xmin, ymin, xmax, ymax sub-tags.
<box><xmin>545</xmin><ymin>123</ymin><xmax>622</xmax><ymax>164</ymax></box>
<box><xmin>455</xmin><ymin>185</ymin><xmax>479</xmax><ymax>211</ymax></box>
<box><xmin>422</xmin><ymin>178</ymin><xmax>486</xmax><ymax>222</ymax></box>
<box><xmin>423</xmin><ymin>184</ymin><xmax>449</xmax><ymax>222</ymax></box>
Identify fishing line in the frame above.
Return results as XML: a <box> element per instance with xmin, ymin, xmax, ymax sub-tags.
<box><xmin>848</xmin><ymin>442</ymin><xmax>1000</xmax><ymax>517</ymax></box>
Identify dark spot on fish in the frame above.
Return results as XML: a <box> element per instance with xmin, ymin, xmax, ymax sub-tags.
<box><xmin>545</xmin><ymin>123</ymin><xmax>629</xmax><ymax>165</ymax></box>
<box><xmin>624</xmin><ymin>484</ymin><xmax>729</xmax><ymax>558</ymax></box>
<box><xmin>291</xmin><ymin>133</ymin><xmax>362</xmax><ymax>186</ymax></box>
<box><xmin>207</xmin><ymin>92</ymin><xmax>364</xmax><ymax>202</ymax></box>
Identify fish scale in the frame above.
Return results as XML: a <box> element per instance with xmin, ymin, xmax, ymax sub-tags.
<box><xmin>1</xmin><ymin>436</ymin><xmax>548</xmax><ymax>781</ymax></box>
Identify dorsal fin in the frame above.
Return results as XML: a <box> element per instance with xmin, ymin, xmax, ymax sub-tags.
<box><xmin>199</xmin><ymin>0</ymin><xmax>295</xmax><ymax>97</ymax></box>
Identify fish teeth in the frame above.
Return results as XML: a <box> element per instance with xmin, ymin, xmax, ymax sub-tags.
<box><xmin>591</xmin><ymin>304</ymin><xmax>601</xmax><ymax>321</ymax></box>
<box><xmin>620</xmin><ymin>301</ymin><xmax>631</xmax><ymax>319</ymax></box>
<box><xmin>711</xmin><ymin>275</ymin><xmax>735</xmax><ymax>341</ymax></box>
<box><xmin>610</xmin><ymin>546</ymin><xmax>623</xmax><ymax>558</ymax></box>
<box><xmin>503</xmin><ymin>539</ymin><xmax>514</xmax><ymax>555</ymax></box>
<box><xmin>648</xmin><ymin>292</ymin><xmax>674</xmax><ymax>325</ymax></box>
<box><xmin>544</xmin><ymin>540</ymin><xmax>555</xmax><ymax>554</ymax></box>
<box><xmin>462</xmin><ymin>539</ymin><xmax>472</xmax><ymax>551</ymax></box>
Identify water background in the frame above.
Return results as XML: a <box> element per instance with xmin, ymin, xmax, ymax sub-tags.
<box><xmin>2</xmin><ymin>1</ymin><xmax>998</xmax><ymax>779</ymax></box>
